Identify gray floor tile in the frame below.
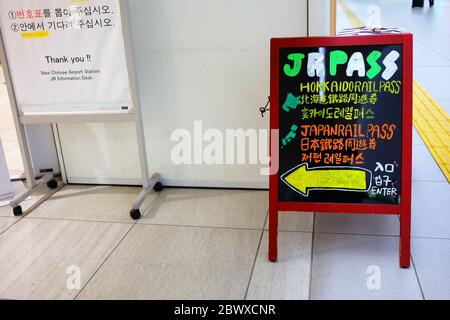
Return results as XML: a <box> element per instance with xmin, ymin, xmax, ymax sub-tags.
<box><xmin>414</xmin><ymin>66</ymin><xmax>450</xmax><ymax>101</ymax></box>
<box><xmin>0</xmin><ymin>205</ymin><xmax>13</xmax><ymax>218</ymax></box>
<box><xmin>412</xmin><ymin>238</ymin><xmax>450</xmax><ymax>300</ymax></box>
<box><xmin>0</xmin><ymin>217</ymin><xmax>17</xmax><ymax>234</ymax></box>
<box><xmin>315</xmin><ymin>213</ymin><xmax>399</xmax><ymax>236</ymax></box>
<box><xmin>413</xmin><ymin>129</ymin><xmax>425</xmax><ymax>146</ymax></box>
<box><xmin>246</xmin><ymin>231</ymin><xmax>312</xmax><ymax>300</ymax></box>
<box><xmin>344</xmin><ymin>0</ymin><xmax>450</xmax><ymax>41</ymax></box>
<box><xmin>138</xmin><ymin>188</ymin><xmax>268</xmax><ymax>229</ymax></box>
<box><xmin>413</xmin><ymin>41</ymin><xmax>450</xmax><ymax>67</ymax></box>
<box><xmin>412</xmin><ymin>181</ymin><xmax>450</xmax><ymax>239</ymax></box>
<box><xmin>310</xmin><ymin>233</ymin><xmax>423</xmax><ymax>300</ymax></box>
<box><xmin>264</xmin><ymin>212</ymin><xmax>314</xmax><ymax>233</ymax></box>
<box><xmin>412</xmin><ymin>145</ymin><xmax>447</xmax><ymax>182</ymax></box>
<box><xmin>0</xmin><ymin>219</ymin><xmax>131</xmax><ymax>300</ymax></box>
<box><xmin>437</xmin><ymin>100</ymin><xmax>450</xmax><ymax>114</ymax></box>
<box><xmin>27</xmin><ymin>185</ymin><xmax>158</xmax><ymax>223</ymax></box>
<box><xmin>417</xmin><ymin>35</ymin><xmax>450</xmax><ymax>61</ymax></box>
<box><xmin>77</xmin><ymin>224</ymin><xmax>261</xmax><ymax>300</ymax></box>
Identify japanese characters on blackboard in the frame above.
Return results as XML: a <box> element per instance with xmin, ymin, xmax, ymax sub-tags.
<box><xmin>278</xmin><ymin>45</ymin><xmax>403</xmax><ymax>204</ymax></box>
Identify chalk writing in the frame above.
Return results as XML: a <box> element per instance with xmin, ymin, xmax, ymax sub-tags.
<box><xmin>282</xmin><ymin>93</ymin><xmax>302</xmax><ymax>112</ymax></box>
<box><xmin>282</xmin><ymin>163</ymin><xmax>372</xmax><ymax>197</ymax></box>
<box><xmin>278</xmin><ymin>44</ymin><xmax>403</xmax><ymax>204</ymax></box>
<box><xmin>285</xmin><ymin>49</ymin><xmax>400</xmax><ymax>80</ymax></box>
<box><xmin>281</xmin><ymin>124</ymin><xmax>298</xmax><ymax>148</ymax></box>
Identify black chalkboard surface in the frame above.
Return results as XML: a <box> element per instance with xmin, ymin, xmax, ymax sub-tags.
<box><xmin>278</xmin><ymin>44</ymin><xmax>403</xmax><ymax>205</ymax></box>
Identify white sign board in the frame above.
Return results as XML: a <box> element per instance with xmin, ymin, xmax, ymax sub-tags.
<box><xmin>0</xmin><ymin>0</ymin><xmax>132</xmax><ymax>114</ymax></box>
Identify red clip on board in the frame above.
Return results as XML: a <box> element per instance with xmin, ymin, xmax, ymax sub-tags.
<box><xmin>269</xmin><ymin>34</ymin><xmax>413</xmax><ymax>268</ymax></box>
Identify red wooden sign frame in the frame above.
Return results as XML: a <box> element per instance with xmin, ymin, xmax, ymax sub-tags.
<box><xmin>269</xmin><ymin>34</ymin><xmax>413</xmax><ymax>268</ymax></box>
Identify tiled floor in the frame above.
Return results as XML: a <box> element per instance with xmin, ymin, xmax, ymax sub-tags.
<box><xmin>247</xmin><ymin>231</ymin><xmax>312</xmax><ymax>300</ymax></box>
<box><xmin>0</xmin><ymin>0</ymin><xmax>448</xmax><ymax>300</ymax></box>
<box><xmin>78</xmin><ymin>224</ymin><xmax>261</xmax><ymax>300</ymax></box>
<box><xmin>0</xmin><ymin>179</ymin><xmax>448</xmax><ymax>300</ymax></box>
<box><xmin>137</xmin><ymin>188</ymin><xmax>268</xmax><ymax>229</ymax></box>
<box><xmin>310</xmin><ymin>233</ymin><xmax>423</xmax><ymax>300</ymax></box>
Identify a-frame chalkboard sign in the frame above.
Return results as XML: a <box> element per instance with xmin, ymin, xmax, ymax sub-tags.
<box><xmin>269</xmin><ymin>34</ymin><xmax>413</xmax><ymax>268</ymax></box>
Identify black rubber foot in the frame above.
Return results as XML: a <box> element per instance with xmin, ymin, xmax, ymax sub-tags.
<box><xmin>130</xmin><ymin>209</ymin><xmax>141</xmax><ymax>220</ymax></box>
<box><xmin>47</xmin><ymin>179</ymin><xmax>58</xmax><ymax>189</ymax></box>
<box><xmin>153</xmin><ymin>182</ymin><xmax>163</xmax><ymax>192</ymax></box>
<box><xmin>13</xmin><ymin>206</ymin><xmax>23</xmax><ymax>217</ymax></box>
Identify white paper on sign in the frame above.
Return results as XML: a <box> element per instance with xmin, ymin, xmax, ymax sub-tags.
<box><xmin>0</xmin><ymin>0</ymin><xmax>132</xmax><ymax>114</ymax></box>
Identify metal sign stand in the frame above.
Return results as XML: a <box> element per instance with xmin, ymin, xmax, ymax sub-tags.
<box><xmin>0</xmin><ymin>0</ymin><xmax>161</xmax><ymax>219</ymax></box>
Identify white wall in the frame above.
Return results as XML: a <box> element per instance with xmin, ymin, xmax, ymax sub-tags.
<box><xmin>309</xmin><ymin>0</ymin><xmax>331</xmax><ymax>36</ymax></box>
<box><xmin>57</xmin><ymin>0</ymin><xmax>310</xmax><ymax>188</ymax></box>
<box><xmin>26</xmin><ymin>124</ymin><xmax>60</xmax><ymax>176</ymax></box>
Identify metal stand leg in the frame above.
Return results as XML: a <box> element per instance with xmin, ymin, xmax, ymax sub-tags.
<box><xmin>400</xmin><ymin>209</ymin><xmax>411</xmax><ymax>268</ymax></box>
<box><xmin>119</xmin><ymin>0</ymin><xmax>165</xmax><ymax>220</ymax></box>
<box><xmin>268</xmin><ymin>207</ymin><xmax>278</xmax><ymax>262</ymax></box>
<box><xmin>9</xmin><ymin>173</ymin><xmax>58</xmax><ymax>216</ymax></box>
<box><xmin>129</xmin><ymin>173</ymin><xmax>162</xmax><ymax>220</ymax></box>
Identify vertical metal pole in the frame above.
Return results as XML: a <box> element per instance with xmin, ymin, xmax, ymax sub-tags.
<box><xmin>400</xmin><ymin>34</ymin><xmax>413</xmax><ymax>268</ymax></box>
<box><xmin>268</xmin><ymin>207</ymin><xmax>278</xmax><ymax>262</ymax></box>
<box><xmin>52</xmin><ymin>124</ymin><xmax>68</xmax><ymax>184</ymax></box>
<box><xmin>400</xmin><ymin>207</ymin><xmax>411</xmax><ymax>268</ymax></box>
<box><xmin>330</xmin><ymin>0</ymin><xmax>337</xmax><ymax>36</ymax></box>
<box><xmin>119</xmin><ymin>0</ymin><xmax>150</xmax><ymax>189</ymax></box>
<box><xmin>0</xmin><ymin>27</ymin><xmax>36</xmax><ymax>188</ymax></box>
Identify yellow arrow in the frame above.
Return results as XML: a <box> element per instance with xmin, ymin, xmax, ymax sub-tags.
<box><xmin>281</xmin><ymin>163</ymin><xmax>372</xmax><ymax>197</ymax></box>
